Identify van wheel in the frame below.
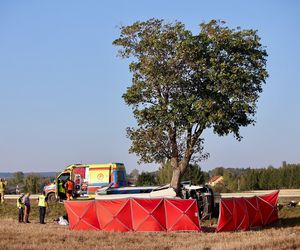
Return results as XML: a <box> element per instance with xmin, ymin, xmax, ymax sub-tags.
<box><xmin>47</xmin><ymin>193</ymin><xmax>57</xmax><ymax>203</ymax></box>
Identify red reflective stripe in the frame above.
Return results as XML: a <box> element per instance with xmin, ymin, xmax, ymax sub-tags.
<box><xmin>89</xmin><ymin>167</ymin><xmax>111</xmax><ymax>171</ymax></box>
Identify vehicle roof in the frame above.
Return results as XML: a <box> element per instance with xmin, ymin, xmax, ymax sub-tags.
<box><xmin>65</xmin><ymin>163</ymin><xmax>125</xmax><ymax>170</ymax></box>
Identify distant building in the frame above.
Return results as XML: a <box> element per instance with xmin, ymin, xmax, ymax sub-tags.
<box><xmin>208</xmin><ymin>176</ymin><xmax>224</xmax><ymax>186</ymax></box>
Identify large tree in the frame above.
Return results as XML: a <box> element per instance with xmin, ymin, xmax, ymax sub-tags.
<box><xmin>113</xmin><ymin>19</ymin><xmax>268</xmax><ymax>195</ymax></box>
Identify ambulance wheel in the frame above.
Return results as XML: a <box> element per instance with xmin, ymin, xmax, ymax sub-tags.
<box><xmin>47</xmin><ymin>193</ymin><xmax>57</xmax><ymax>203</ymax></box>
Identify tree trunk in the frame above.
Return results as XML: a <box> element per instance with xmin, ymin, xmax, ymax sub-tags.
<box><xmin>170</xmin><ymin>159</ymin><xmax>190</xmax><ymax>197</ymax></box>
<box><xmin>170</xmin><ymin>167</ymin><xmax>181</xmax><ymax>196</ymax></box>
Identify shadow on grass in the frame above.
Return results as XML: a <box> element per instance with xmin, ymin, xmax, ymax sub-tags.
<box><xmin>201</xmin><ymin>216</ymin><xmax>300</xmax><ymax>233</ymax></box>
<box><xmin>201</xmin><ymin>226</ymin><xmax>216</xmax><ymax>233</ymax></box>
<box><xmin>273</xmin><ymin>216</ymin><xmax>300</xmax><ymax>228</ymax></box>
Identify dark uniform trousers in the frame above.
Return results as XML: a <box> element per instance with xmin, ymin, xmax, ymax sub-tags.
<box><xmin>39</xmin><ymin>206</ymin><xmax>46</xmax><ymax>224</ymax></box>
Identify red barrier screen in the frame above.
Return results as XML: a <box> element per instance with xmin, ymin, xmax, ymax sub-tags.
<box><xmin>65</xmin><ymin>198</ymin><xmax>202</xmax><ymax>232</ymax></box>
<box><xmin>165</xmin><ymin>199</ymin><xmax>201</xmax><ymax>232</ymax></box>
<box><xmin>216</xmin><ymin>191</ymin><xmax>279</xmax><ymax>232</ymax></box>
<box><xmin>131</xmin><ymin>198</ymin><xmax>166</xmax><ymax>232</ymax></box>
<box><xmin>64</xmin><ymin>200</ymin><xmax>99</xmax><ymax>230</ymax></box>
<box><xmin>257</xmin><ymin>191</ymin><xmax>279</xmax><ymax>225</ymax></box>
<box><xmin>96</xmin><ymin>199</ymin><xmax>132</xmax><ymax>232</ymax></box>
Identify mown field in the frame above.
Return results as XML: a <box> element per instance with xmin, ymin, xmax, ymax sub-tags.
<box><xmin>0</xmin><ymin>199</ymin><xmax>299</xmax><ymax>250</ymax></box>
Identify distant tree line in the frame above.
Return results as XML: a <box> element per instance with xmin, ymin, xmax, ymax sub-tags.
<box><xmin>5</xmin><ymin>161</ymin><xmax>300</xmax><ymax>194</ymax></box>
<box><xmin>6</xmin><ymin>172</ymin><xmax>55</xmax><ymax>194</ymax></box>
<box><xmin>208</xmin><ymin>162</ymin><xmax>300</xmax><ymax>192</ymax></box>
<box><xmin>128</xmin><ymin>161</ymin><xmax>300</xmax><ymax>192</ymax></box>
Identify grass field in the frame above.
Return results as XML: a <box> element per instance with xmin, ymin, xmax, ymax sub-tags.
<box><xmin>0</xmin><ymin>199</ymin><xmax>299</xmax><ymax>249</ymax></box>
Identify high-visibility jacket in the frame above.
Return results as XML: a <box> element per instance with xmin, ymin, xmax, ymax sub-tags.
<box><xmin>58</xmin><ymin>182</ymin><xmax>66</xmax><ymax>193</ymax></box>
<box><xmin>17</xmin><ymin>197</ymin><xmax>25</xmax><ymax>208</ymax></box>
<box><xmin>38</xmin><ymin>194</ymin><xmax>47</xmax><ymax>207</ymax></box>
<box><xmin>0</xmin><ymin>181</ymin><xmax>5</xmax><ymax>192</ymax></box>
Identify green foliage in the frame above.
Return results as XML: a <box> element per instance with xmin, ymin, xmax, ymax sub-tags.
<box><xmin>212</xmin><ymin>163</ymin><xmax>300</xmax><ymax>192</ymax></box>
<box><xmin>129</xmin><ymin>169</ymin><xmax>140</xmax><ymax>179</ymax></box>
<box><xmin>8</xmin><ymin>171</ymin><xmax>24</xmax><ymax>186</ymax></box>
<box><xmin>157</xmin><ymin>162</ymin><xmax>173</xmax><ymax>184</ymax></box>
<box><xmin>136</xmin><ymin>172</ymin><xmax>157</xmax><ymax>186</ymax></box>
<box><xmin>114</xmin><ymin>18</ymin><xmax>268</xmax><ymax>190</ymax></box>
<box><xmin>222</xmin><ymin>170</ymin><xmax>238</xmax><ymax>191</ymax></box>
<box><xmin>209</xmin><ymin>168</ymin><xmax>239</xmax><ymax>192</ymax></box>
<box><xmin>213</xmin><ymin>183</ymin><xmax>230</xmax><ymax>193</ymax></box>
<box><xmin>209</xmin><ymin>167</ymin><xmax>225</xmax><ymax>177</ymax></box>
<box><xmin>157</xmin><ymin>161</ymin><xmax>206</xmax><ymax>185</ymax></box>
<box><xmin>24</xmin><ymin>174</ymin><xmax>41</xmax><ymax>194</ymax></box>
<box><xmin>127</xmin><ymin>169</ymin><xmax>140</xmax><ymax>185</ymax></box>
<box><xmin>181</xmin><ymin>164</ymin><xmax>205</xmax><ymax>185</ymax></box>
<box><xmin>203</xmin><ymin>172</ymin><xmax>211</xmax><ymax>184</ymax></box>
<box><xmin>280</xmin><ymin>164</ymin><xmax>300</xmax><ymax>188</ymax></box>
<box><xmin>136</xmin><ymin>162</ymin><xmax>300</xmax><ymax>191</ymax></box>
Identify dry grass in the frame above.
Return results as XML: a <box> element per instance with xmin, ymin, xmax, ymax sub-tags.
<box><xmin>0</xmin><ymin>200</ymin><xmax>300</xmax><ymax>250</ymax></box>
<box><xmin>0</xmin><ymin>219</ymin><xmax>299</xmax><ymax>250</ymax></box>
<box><xmin>0</xmin><ymin>200</ymin><xmax>66</xmax><ymax>221</ymax></box>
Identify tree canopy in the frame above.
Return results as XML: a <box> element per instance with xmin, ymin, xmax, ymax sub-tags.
<box><xmin>136</xmin><ymin>172</ymin><xmax>157</xmax><ymax>186</ymax></box>
<box><xmin>113</xmin><ymin>19</ymin><xmax>268</xmax><ymax>193</ymax></box>
<box><xmin>9</xmin><ymin>171</ymin><xmax>24</xmax><ymax>186</ymax></box>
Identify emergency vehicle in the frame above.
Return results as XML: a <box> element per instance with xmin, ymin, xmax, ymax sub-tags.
<box><xmin>44</xmin><ymin>163</ymin><xmax>127</xmax><ymax>202</ymax></box>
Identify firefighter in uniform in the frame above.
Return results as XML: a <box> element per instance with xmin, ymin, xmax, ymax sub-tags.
<box><xmin>38</xmin><ymin>191</ymin><xmax>48</xmax><ymax>224</ymax></box>
<box><xmin>17</xmin><ymin>193</ymin><xmax>25</xmax><ymax>223</ymax></box>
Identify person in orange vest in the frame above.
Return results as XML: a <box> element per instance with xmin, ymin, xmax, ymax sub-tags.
<box><xmin>65</xmin><ymin>178</ymin><xmax>74</xmax><ymax>200</ymax></box>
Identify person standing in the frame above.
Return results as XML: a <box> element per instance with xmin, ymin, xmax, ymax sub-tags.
<box><xmin>38</xmin><ymin>191</ymin><xmax>48</xmax><ymax>224</ymax></box>
<box><xmin>58</xmin><ymin>180</ymin><xmax>66</xmax><ymax>201</ymax></box>
<box><xmin>23</xmin><ymin>193</ymin><xmax>31</xmax><ymax>223</ymax></box>
<box><xmin>65</xmin><ymin>179</ymin><xmax>74</xmax><ymax>200</ymax></box>
<box><xmin>0</xmin><ymin>178</ymin><xmax>6</xmax><ymax>203</ymax></box>
<box><xmin>16</xmin><ymin>185</ymin><xmax>20</xmax><ymax>195</ymax></box>
<box><xmin>17</xmin><ymin>193</ymin><xmax>25</xmax><ymax>223</ymax></box>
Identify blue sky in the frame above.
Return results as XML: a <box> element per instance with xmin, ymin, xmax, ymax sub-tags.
<box><xmin>0</xmin><ymin>1</ymin><xmax>299</xmax><ymax>173</ymax></box>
